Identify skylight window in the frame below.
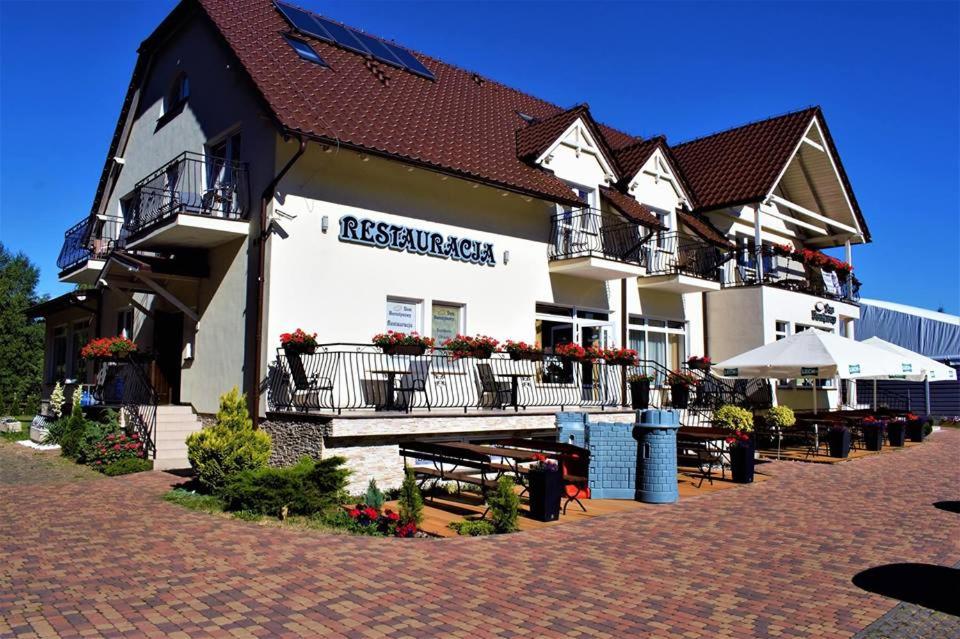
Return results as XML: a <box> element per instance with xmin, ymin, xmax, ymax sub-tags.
<box><xmin>283</xmin><ymin>35</ymin><xmax>327</xmax><ymax>66</ymax></box>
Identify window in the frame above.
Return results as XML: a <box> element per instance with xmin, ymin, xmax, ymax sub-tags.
<box><xmin>161</xmin><ymin>73</ymin><xmax>190</xmax><ymax>121</ymax></box>
<box><xmin>207</xmin><ymin>131</ymin><xmax>242</xmax><ymax>217</ymax></box>
<box><xmin>386</xmin><ymin>297</ymin><xmax>421</xmax><ymax>333</ymax></box>
<box><xmin>628</xmin><ymin>316</ymin><xmax>687</xmax><ymax>385</ymax></box>
<box><xmin>431</xmin><ymin>302</ymin><xmax>463</xmax><ymax>343</ymax></box>
<box><xmin>283</xmin><ymin>35</ymin><xmax>327</xmax><ymax>66</ymax></box>
<box><xmin>70</xmin><ymin>320</ymin><xmax>89</xmax><ymax>380</ymax></box>
<box><xmin>775</xmin><ymin>321</ymin><xmax>789</xmax><ymax>341</ymax></box>
<box><xmin>51</xmin><ymin>325</ymin><xmax>67</xmax><ymax>383</ymax></box>
<box><xmin>117</xmin><ymin>308</ymin><xmax>134</xmax><ymax>339</ymax></box>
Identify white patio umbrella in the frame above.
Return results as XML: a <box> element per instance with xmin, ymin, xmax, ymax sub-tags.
<box><xmin>860</xmin><ymin>336</ymin><xmax>957</xmax><ymax>410</ymax></box>
<box><xmin>711</xmin><ymin>328</ymin><xmax>909</xmax><ymax>414</ymax></box>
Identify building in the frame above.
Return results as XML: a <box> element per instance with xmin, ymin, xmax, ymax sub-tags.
<box><xmin>33</xmin><ymin>0</ymin><xmax>871</xmax><ymax>488</ymax></box>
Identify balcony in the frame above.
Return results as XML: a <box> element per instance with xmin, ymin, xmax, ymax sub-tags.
<box><xmin>720</xmin><ymin>247</ymin><xmax>860</xmax><ymax>302</ymax></box>
<box><xmin>123</xmin><ymin>152</ymin><xmax>250</xmax><ymax>250</ymax></box>
<box><xmin>57</xmin><ymin>216</ymin><xmax>123</xmax><ymax>284</ymax></box>
<box><xmin>547</xmin><ymin>208</ymin><xmax>647</xmax><ymax>280</ymax></box>
<box><xmin>636</xmin><ymin>232</ymin><xmax>724</xmax><ymax>293</ymax></box>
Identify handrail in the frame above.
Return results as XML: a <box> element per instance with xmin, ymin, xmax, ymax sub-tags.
<box><xmin>721</xmin><ymin>246</ymin><xmax>860</xmax><ymax>302</ymax></box>
<box><xmin>126</xmin><ymin>151</ymin><xmax>250</xmax><ymax>236</ymax></box>
<box><xmin>56</xmin><ymin>215</ymin><xmax>126</xmax><ymax>271</ymax></box>
<box><xmin>643</xmin><ymin>231</ymin><xmax>728</xmax><ymax>281</ymax></box>
<box><xmin>95</xmin><ymin>357</ymin><xmax>158</xmax><ymax>458</ymax></box>
<box><xmin>548</xmin><ymin>208</ymin><xmax>652</xmax><ymax>264</ymax></box>
<box><xmin>56</xmin><ymin>217</ymin><xmax>93</xmax><ymax>270</ymax></box>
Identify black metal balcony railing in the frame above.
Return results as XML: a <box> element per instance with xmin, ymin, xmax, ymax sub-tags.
<box><xmin>721</xmin><ymin>247</ymin><xmax>860</xmax><ymax>302</ymax></box>
<box><xmin>267</xmin><ymin>343</ymin><xmax>771</xmax><ymax>415</ymax></box>
<box><xmin>548</xmin><ymin>209</ymin><xmax>654</xmax><ymax>265</ymax></box>
<box><xmin>56</xmin><ymin>215</ymin><xmax>125</xmax><ymax>272</ymax></box>
<box><xmin>126</xmin><ymin>151</ymin><xmax>250</xmax><ymax>236</ymax></box>
<box><xmin>642</xmin><ymin>231</ymin><xmax>727</xmax><ymax>281</ymax></box>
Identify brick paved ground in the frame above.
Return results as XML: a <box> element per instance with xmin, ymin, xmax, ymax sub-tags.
<box><xmin>1</xmin><ymin>432</ymin><xmax>957</xmax><ymax>638</ymax></box>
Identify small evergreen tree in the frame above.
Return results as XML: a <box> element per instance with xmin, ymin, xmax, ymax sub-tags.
<box><xmin>398</xmin><ymin>468</ymin><xmax>423</xmax><ymax>525</ymax></box>
<box><xmin>186</xmin><ymin>387</ymin><xmax>271</xmax><ymax>493</ymax></box>
<box><xmin>364</xmin><ymin>478</ymin><xmax>385</xmax><ymax>511</ymax></box>
<box><xmin>487</xmin><ymin>476</ymin><xmax>520</xmax><ymax>533</ymax></box>
<box><xmin>50</xmin><ymin>381</ymin><xmax>65</xmax><ymax>419</ymax></box>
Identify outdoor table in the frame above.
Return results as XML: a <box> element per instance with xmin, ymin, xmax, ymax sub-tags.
<box><xmin>439</xmin><ymin>441</ymin><xmax>552</xmax><ymax>483</ymax></box>
<box><xmin>494</xmin><ymin>372</ymin><xmax>533</xmax><ymax>411</ymax></box>
<box><xmin>368</xmin><ymin>367</ymin><xmax>410</xmax><ymax>411</ymax></box>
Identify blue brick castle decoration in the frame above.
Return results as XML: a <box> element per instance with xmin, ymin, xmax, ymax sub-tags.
<box><xmin>632</xmin><ymin>409</ymin><xmax>681</xmax><ymax>504</ymax></box>
<box><xmin>555</xmin><ymin>412</ymin><xmax>638</xmax><ymax>500</ymax></box>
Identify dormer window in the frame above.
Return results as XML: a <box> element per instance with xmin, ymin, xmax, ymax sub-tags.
<box><xmin>160</xmin><ymin>73</ymin><xmax>189</xmax><ymax>122</ymax></box>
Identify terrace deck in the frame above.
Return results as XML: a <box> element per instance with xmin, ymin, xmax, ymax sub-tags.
<box><xmin>395</xmin><ymin>465</ymin><xmax>772</xmax><ymax>538</ymax></box>
<box><xmin>758</xmin><ymin>440</ymin><xmax>924</xmax><ymax>464</ymax></box>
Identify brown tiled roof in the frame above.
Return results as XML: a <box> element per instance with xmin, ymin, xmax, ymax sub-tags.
<box><xmin>599</xmin><ymin>187</ymin><xmax>663</xmax><ymax>229</ymax></box>
<box><xmin>671</xmin><ymin>108</ymin><xmax>817</xmax><ymax>212</ymax></box>
<box><xmin>677</xmin><ymin>211</ymin><xmax>733</xmax><ymax>248</ymax></box>
<box><xmin>195</xmin><ymin>0</ymin><xmax>645</xmax><ymax>206</ymax></box>
<box><xmin>614</xmin><ymin>136</ymin><xmax>663</xmax><ymax>182</ymax></box>
<box><xmin>515</xmin><ymin>105</ymin><xmax>588</xmax><ymax>160</ymax></box>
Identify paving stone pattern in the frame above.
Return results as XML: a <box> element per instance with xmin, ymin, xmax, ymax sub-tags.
<box><xmin>1</xmin><ymin>432</ymin><xmax>958</xmax><ymax>638</ymax></box>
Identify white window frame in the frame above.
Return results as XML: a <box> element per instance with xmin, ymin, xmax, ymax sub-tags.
<box><xmin>385</xmin><ymin>296</ymin><xmax>423</xmax><ymax>334</ymax></box>
<box><xmin>430</xmin><ymin>300</ymin><xmax>465</xmax><ymax>342</ymax></box>
<box><xmin>628</xmin><ymin>314</ymin><xmax>688</xmax><ymax>383</ymax></box>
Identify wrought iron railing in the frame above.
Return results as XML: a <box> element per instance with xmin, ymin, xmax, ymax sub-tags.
<box><xmin>57</xmin><ymin>215</ymin><xmax>125</xmax><ymax>271</ymax></box>
<box><xmin>267</xmin><ymin>343</ymin><xmax>771</xmax><ymax>417</ymax></box>
<box><xmin>548</xmin><ymin>208</ymin><xmax>655</xmax><ymax>264</ymax></box>
<box><xmin>642</xmin><ymin>231</ymin><xmax>727</xmax><ymax>281</ymax></box>
<box><xmin>686</xmin><ymin>366</ymin><xmax>773</xmax><ymax>410</ymax></box>
<box><xmin>125</xmin><ymin>151</ymin><xmax>250</xmax><ymax>236</ymax></box>
<box><xmin>95</xmin><ymin>357</ymin><xmax>157</xmax><ymax>458</ymax></box>
<box><xmin>720</xmin><ymin>246</ymin><xmax>860</xmax><ymax>302</ymax></box>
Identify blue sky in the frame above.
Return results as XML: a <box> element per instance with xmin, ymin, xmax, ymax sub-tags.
<box><xmin>1</xmin><ymin>1</ymin><xmax>958</xmax><ymax>312</ymax></box>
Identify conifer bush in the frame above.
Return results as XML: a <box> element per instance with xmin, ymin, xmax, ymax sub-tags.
<box><xmin>398</xmin><ymin>468</ymin><xmax>423</xmax><ymax>526</ymax></box>
<box><xmin>364</xmin><ymin>478</ymin><xmax>385</xmax><ymax>510</ymax></box>
<box><xmin>186</xmin><ymin>388</ymin><xmax>271</xmax><ymax>492</ymax></box>
<box><xmin>487</xmin><ymin>476</ymin><xmax>520</xmax><ymax>533</ymax></box>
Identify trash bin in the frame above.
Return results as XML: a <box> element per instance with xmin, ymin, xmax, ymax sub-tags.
<box><xmin>632</xmin><ymin>409</ymin><xmax>681</xmax><ymax>504</ymax></box>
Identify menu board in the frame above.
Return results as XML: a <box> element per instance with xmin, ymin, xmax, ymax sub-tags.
<box><xmin>386</xmin><ymin>300</ymin><xmax>418</xmax><ymax>333</ymax></box>
<box><xmin>432</xmin><ymin>304</ymin><xmax>461</xmax><ymax>343</ymax></box>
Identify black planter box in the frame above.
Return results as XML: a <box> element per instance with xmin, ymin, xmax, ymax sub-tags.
<box><xmin>729</xmin><ymin>440</ymin><xmax>755</xmax><ymax>483</ymax></box>
<box><xmin>527</xmin><ymin>467</ymin><xmax>562</xmax><ymax>522</ymax></box>
<box><xmin>671</xmin><ymin>383</ymin><xmax>690</xmax><ymax>409</ymax></box>
<box><xmin>906</xmin><ymin>420</ymin><xmax>925</xmax><ymax>442</ymax></box>
<box><xmin>887</xmin><ymin>422</ymin><xmax>906</xmax><ymax>447</ymax></box>
<box><xmin>862</xmin><ymin>425</ymin><xmax>884</xmax><ymax>451</ymax></box>
<box><xmin>828</xmin><ymin>427</ymin><xmax>851</xmax><ymax>458</ymax></box>
<box><xmin>382</xmin><ymin>344</ymin><xmax>427</xmax><ymax>356</ymax></box>
<box><xmin>283</xmin><ymin>344</ymin><xmax>316</xmax><ymax>356</ymax></box>
<box><xmin>629</xmin><ymin>380</ymin><xmax>651</xmax><ymax>410</ymax></box>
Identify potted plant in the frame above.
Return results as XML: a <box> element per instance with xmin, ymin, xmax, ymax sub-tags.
<box><xmin>905</xmin><ymin>412</ymin><xmax>925</xmax><ymax>442</ymax></box>
<box><xmin>860</xmin><ymin>415</ymin><xmax>885</xmax><ymax>452</ymax></box>
<box><xmin>828</xmin><ymin>424</ymin><xmax>851</xmax><ymax>458</ymax></box>
<box><xmin>773</xmin><ymin>243</ymin><xmax>794</xmax><ymax>258</ymax></box>
<box><xmin>526</xmin><ymin>453</ymin><xmax>562</xmax><ymax>522</ymax></box>
<box><xmin>280</xmin><ymin>329</ymin><xmax>318</xmax><ymax>355</ymax></box>
<box><xmin>764</xmin><ymin>405</ymin><xmax>796</xmax><ymax>431</ymax></box>
<box><xmin>554</xmin><ymin>342</ymin><xmax>588</xmax><ymax>363</ymax></box>
<box><xmin>81</xmin><ymin>336</ymin><xmax>138</xmax><ymax>360</ymax></box>
<box><xmin>502</xmin><ymin>340</ymin><xmax>543</xmax><ymax>361</ymax></box>
<box><xmin>442</xmin><ymin>334</ymin><xmax>498</xmax><ymax>359</ymax></box>
<box><xmin>714</xmin><ymin>405</ymin><xmax>755</xmax><ymax>483</ymax></box>
<box><xmin>667</xmin><ymin>370</ymin><xmax>698</xmax><ymax>409</ymax></box>
<box><xmin>686</xmin><ymin>355</ymin><xmax>712</xmax><ymax>371</ymax></box>
<box><xmin>627</xmin><ymin>372</ymin><xmax>654</xmax><ymax>410</ymax></box>
<box><xmin>372</xmin><ymin>331</ymin><xmax>434</xmax><ymax>356</ymax></box>
<box><xmin>602</xmin><ymin>348</ymin><xmax>638</xmax><ymax>366</ymax></box>
<box><xmin>887</xmin><ymin>416</ymin><xmax>906</xmax><ymax>447</ymax></box>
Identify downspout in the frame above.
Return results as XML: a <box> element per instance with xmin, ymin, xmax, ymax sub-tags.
<box><xmin>250</xmin><ymin>134</ymin><xmax>308</xmax><ymax>425</ymax></box>
<box><xmin>621</xmin><ymin>278</ymin><xmax>628</xmax><ymax>406</ymax></box>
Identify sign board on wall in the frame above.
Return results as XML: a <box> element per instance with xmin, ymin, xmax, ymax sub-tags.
<box><xmin>386</xmin><ymin>300</ymin><xmax>418</xmax><ymax>333</ymax></box>
<box><xmin>431</xmin><ymin>305</ymin><xmax>461</xmax><ymax>343</ymax></box>
<box><xmin>339</xmin><ymin>215</ymin><xmax>496</xmax><ymax>267</ymax></box>
<box><xmin>810</xmin><ymin>302</ymin><xmax>837</xmax><ymax>325</ymax></box>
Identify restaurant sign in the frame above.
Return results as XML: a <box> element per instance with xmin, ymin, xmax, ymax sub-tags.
<box><xmin>810</xmin><ymin>302</ymin><xmax>837</xmax><ymax>325</ymax></box>
<box><xmin>848</xmin><ymin>364</ymin><xmax>860</xmax><ymax>374</ymax></box>
<box><xmin>723</xmin><ymin>368</ymin><xmax>739</xmax><ymax>377</ymax></box>
<box><xmin>800</xmin><ymin>367</ymin><xmax>819</xmax><ymax>377</ymax></box>
<box><xmin>339</xmin><ymin>215</ymin><xmax>496</xmax><ymax>267</ymax></box>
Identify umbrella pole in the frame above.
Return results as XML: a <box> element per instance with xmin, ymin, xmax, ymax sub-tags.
<box><xmin>873</xmin><ymin>379</ymin><xmax>877</xmax><ymax>411</ymax></box>
<box><xmin>812</xmin><ymin>382</ymin><xmax>817</xmax><ymax>415</ymax></box>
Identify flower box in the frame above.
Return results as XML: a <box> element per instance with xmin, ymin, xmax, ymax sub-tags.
<box><xmin>527</xmin><ymin>462</ymin><xmax>562</xmax><ymax>522</ymax></box>
<box><xmin>443</xmin><ymin>334</ymin><xmax>498</xmax><ymax>359</ymax></box>
<box><xmin>629</xmin><ymin>379</ymin><xmax>651</xmax><ymax>410</ymax></box>
<box><xmin>906</xmin><ymin>419</ymin><xmax>925</xmax><ymax>442</ymax></box>
<box><xmin>372</xmin><ymin>331</ymin><xmax>434</xmax><ymax>355</ymax></box>
<box><xmin>670</xmin><ymin>383</ymin><xmax>690</xmax><ymax>409</ymax></box>
<box><xmin>80</xmin><ymin>336</ymin><xmax>137</xmax><ymax>360</ymax></box>
<box><xmin>280</xmin><ymin>329</ymin><xmax>318</xmax><ymax>354</ymax></box>
<box><xmin>828</xmin><ymin>426</ymin><xmax>851</xmax><ymax>458</ymax></box>
<box><xmin>728</xmin><ymin>435</ymin><xmax>755</xmax><ymax>483</ymax></box>
<box><xmin>861</xmin><ymin>422</ymin><xmax>885</xmax><ymax>451</ymax></box>
<box><xmin>383</xmin><ymin>344</ymin><xmax>427</xmax><ymax>356</ymax></box>
<box><xmin>686</xmin><ymin>355</ymin><xmax>712</xmax><ymax>371</ymax></box>
<box><xmin>887</xmin><ymin>421</ymin><xmax>906</xmax><ymax>447</ymax></box>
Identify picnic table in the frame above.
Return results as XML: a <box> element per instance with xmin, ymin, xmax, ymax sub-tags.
<box><xmin>368</xmin><ymin>367</ymin><xmax>409</xmax><ymax>411</ymax></box>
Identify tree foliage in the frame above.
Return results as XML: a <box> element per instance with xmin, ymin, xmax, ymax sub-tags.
<box><xmin>0</xmin><ymin>243</ymin><xmax>46</xmax><ymax>415</ymax></box>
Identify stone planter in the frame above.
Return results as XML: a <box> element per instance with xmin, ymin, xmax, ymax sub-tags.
<box><xmin>629</xmin><ymin>380</ymin><xmax>651</xmax><ymax>410</ymax></box>
<box><xmin>906</xmin><ymin>420</ymin><xmax>925</xmax><ymax>442</ymax></box>
<box><xmin>729</xmin><ymin>440</ymin><xmax>755</xmax><ymax>483</ymax></box>
<box><xmin>527</xmin><ymin>466</ymin><xmax>562</xmax><ymax>522</ymax></box>
<box><xmin>828</xmin><ymin>427</ymin><xmax>851</xmax><ymax>458</ymax></box>
<box><xmin>887</xmin><ymin>422</ymin><xmax>906</xmax><ymax>447</ymax></box>
<box><xmin>861</xmin><ymin>424</ymin><xmax>885</xmax><ymax>451</ymax></box>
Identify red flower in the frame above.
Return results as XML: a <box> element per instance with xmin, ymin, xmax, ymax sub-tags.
<box><xmin>348</xmin><ymin>508</ymin><xmax>360</xmax><ymax>518</ymax></box>
<box><xmin>387</xmin><ymin>511</ymin><xmax>400</xmax><ymax>521</ymax></box>
<box><xmin>362</xmin><ymin>507</ymin><xmax>379</xmax><ymax>520</ymax></box>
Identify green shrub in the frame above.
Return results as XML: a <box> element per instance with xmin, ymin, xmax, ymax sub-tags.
<box><xmin>364</xmin><ymin>479</ymin><xmax>385</xmax><ymax>510</ymax></box>
<box><xmin>186</xmin><ymin>388</ymin><xmax>271</xmax><ymax>492</ymax></box>
<box><xmin>449</xmin><ymin>519</ymin><xmax>495</xmax><ymax>536</ymax></box>
<box><xmin>765</xmin><ymin>405</ymin><xmax>796</xmax><ymax>429</ymax></box>
<box><xmin>163</xmin><ymin>488</ymin><xmax>225</xmax><ymax>514</ymax></box>
<box><xmin>58</xmin><ymin>403</ymin><xmax>120</xmax><ymax>462</ymax></box>
<box><xmin>103</xmin><ymin>457</ymin><xmax>153</xmax><ymax>476</ymax></box>
<box><xmin>713</xmin><ymin>405</ymin><xmax>755</xmax><ymax>432</ymax></box>
<box><xmin>219</xmin><ymin>456</ymin><xmax>349</xmax><ymax>517</ymax></box>
<box><xmin>487</xmin><ymin>476</ymin><xmax>519</xmax><ymax>533</ymax></box>
<box><xmin>88</xmin><ymin>432</ymin><xmax>146</xmax><ymax>470</ymax></box>
<box><xmin>398</xmin><ymin>468</ymin><xmax>424</xmax><ymax>526</ymax></box>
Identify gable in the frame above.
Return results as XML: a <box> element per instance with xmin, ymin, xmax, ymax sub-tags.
<box><xmin>626</xmin><ymin>146</ymin><xmax>692</xmax><ymax>211</ymax></box>
<box><xmin>535</xmin><ymin>117</ymin><xmax>618</xmax><ymax>187</ymax></box>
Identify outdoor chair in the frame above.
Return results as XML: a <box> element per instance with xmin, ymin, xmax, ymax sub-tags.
<box><xmin>476</xmin><ymin>363</ymin><xmax>513</xmax><ymax>409</ymax></box>
<box><xmin>677</xmin><ymin>436</ymin><xmax>726</xmax><ymax>487</ymax></box>
<box><xmin>284</xmin><ymin>349</ymin><xmax>335</xmax><ymax>411</ymax></box>
<box><xmin>396</xmin><ymin>360</ymin><xmax>431</xmax><ymax>413</ymax></box>
<box><xmin>497</xmin><ymin>438</ymin><xmax>591</xmax><ymax>514</ymax></box>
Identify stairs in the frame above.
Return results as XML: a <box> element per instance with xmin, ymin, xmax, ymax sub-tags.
<box><xmin>152</xmin><ymin>405</ymin><xmax>203</xmax><ymax>471</ymax></box>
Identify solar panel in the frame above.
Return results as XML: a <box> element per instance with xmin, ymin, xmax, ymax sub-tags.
<box><xmin>383</xmin><ymin>42</ymin><xmax>435</xmax><ymax>80</ymax></box>
<box><xmin>275</xmin><ymin>3</ymin><xmax>333</xmax><ymax>42</ymax></box>
<box><xmin>313</xmin><ymin>16</ymin><xmax>371</xmax><ymax>56</ymax></box>
<box><xmin>283</xmin><ymin>35</ymin><xmax>327</xmax><ymax>66</ymax></box>
<box><xmin>350</xmin><ymin>30</ymin><xmax>404</xmax><ymax>68</ymax></box>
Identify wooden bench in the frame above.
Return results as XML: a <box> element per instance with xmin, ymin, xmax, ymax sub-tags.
<box><xmin>399</xmin><ymin>441</ymin><xmax>497</xmax><ymax>498</ymax></box>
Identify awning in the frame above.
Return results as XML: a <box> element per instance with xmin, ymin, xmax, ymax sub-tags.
<box><xmin>25</xmin><ymin>290</ymin><xmax>100</xmax><ymax>319</ymax></box>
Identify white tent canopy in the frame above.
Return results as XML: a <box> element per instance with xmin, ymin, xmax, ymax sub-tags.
<box><xmin>861</xmin><ymin>337</ymin><xmax>957</xmax><ymax>382</ymax></box>
<box><xmin>711</xmin><ymin>328</ymin><xmax>908</xmax><ymax>380</ymax></box>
